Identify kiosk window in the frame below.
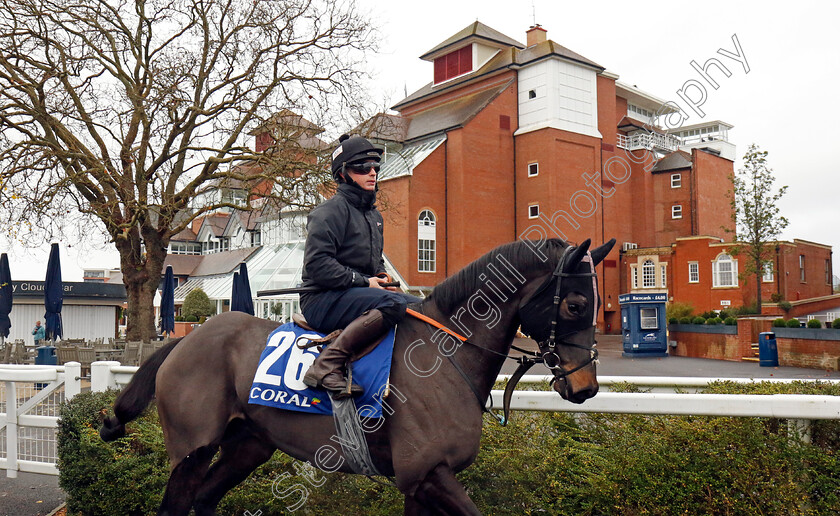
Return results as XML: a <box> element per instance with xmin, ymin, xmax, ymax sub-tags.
<box><xmin>640</xmin><ymin>308</ymin><xmax>658</xmax><ymax>329</ymax></box>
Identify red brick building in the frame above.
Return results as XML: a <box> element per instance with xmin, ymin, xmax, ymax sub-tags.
<box><xmin>620</xmin><ymin>237</ymin><xmax>834</xmax><ymax>315</ymax></box>
<box><xmin>364</xmin><ymin>21</ymin><xmax>778</xmax><ymax>332</ymax></box>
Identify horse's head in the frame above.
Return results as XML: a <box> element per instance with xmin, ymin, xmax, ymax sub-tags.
<box><xmin>518</xmin><ymin>238</ymin><xmax>616</xmax><ymax>404</ymax></box>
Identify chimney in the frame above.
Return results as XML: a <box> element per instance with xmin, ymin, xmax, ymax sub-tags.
<box><xmin>526</xmin><ymin>24</ymin><xmax>547</xmax><ymax>47</ymax></box>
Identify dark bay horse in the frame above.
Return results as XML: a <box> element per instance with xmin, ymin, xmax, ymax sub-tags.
<box><xmin>100</xmin><ymin>237</ymin><xmax>615</xmax><ymax>515</ymax></box>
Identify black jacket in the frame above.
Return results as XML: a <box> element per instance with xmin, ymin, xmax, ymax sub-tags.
<box><xmin>301</xmin><ymin>183</ymin><xmax>386</xmax><ymax>290</ymax></box>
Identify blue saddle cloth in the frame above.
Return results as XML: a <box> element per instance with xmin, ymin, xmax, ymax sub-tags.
<box><xmin>248</xmin><ymin>322</ymin><xmax>395</xmax><ymax>417</ymax></box>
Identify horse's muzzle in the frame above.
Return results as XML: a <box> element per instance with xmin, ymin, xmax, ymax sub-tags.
<box><xmin>553</xmin><ymin>373</ymin><xmax>599</xmax><ymax>404</ymax></box>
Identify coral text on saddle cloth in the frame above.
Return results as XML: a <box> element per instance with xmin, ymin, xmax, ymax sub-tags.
<box><xmin>248</xmin><ymin>322</ymin><xmax>395</xmax><ymax>417</ymax></box>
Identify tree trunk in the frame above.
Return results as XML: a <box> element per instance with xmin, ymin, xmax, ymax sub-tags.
<box><xmin>116</xmin><ymin>227</ymin><xmax>168</xmax><ymax>341</ymax></box>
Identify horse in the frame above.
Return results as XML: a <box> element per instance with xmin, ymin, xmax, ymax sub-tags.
<box><xmin>100</xmin><ymin>236</ymin><xmax>615</xmax><ymax>515</ymax></box>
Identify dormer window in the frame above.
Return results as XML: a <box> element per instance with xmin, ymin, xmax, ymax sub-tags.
<box><xmin>433</xmin><ymin>45</ymin><xmax>473</xmax><ymax>84</ymax></box>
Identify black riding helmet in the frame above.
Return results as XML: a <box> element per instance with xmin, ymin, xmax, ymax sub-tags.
<box><xmin>331</xmin><ymin>134</ymin><xmax>383</xmax><ymax>183</ymax></box>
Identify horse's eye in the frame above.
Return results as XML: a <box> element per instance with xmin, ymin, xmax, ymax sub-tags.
<box><xmin>568</xmin><ymin>303</ymin><xmax>582</xmax><ymax>315</ymax></box>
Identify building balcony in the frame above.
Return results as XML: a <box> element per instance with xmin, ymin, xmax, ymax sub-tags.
<box><xmin>616</xmin><ymin>132</ymin><xmax>680</xmax><ymax>153</ymax></box>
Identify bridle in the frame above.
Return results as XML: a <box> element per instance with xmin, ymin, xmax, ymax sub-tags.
<box><xmin>520</xmin><ymin>244</ymin><xmax>600</xmax><ymax>379</ymax></box>
<box><xmin>407</xmin><ymin>243</ymin><xmax>600</xmax><ymax>425</ymax></box>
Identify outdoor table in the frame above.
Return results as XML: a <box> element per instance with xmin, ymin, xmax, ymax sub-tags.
<box><xmin>94</xmin><ymin>349</ymin><xmax>123</xmax><ymax>361</ymax></box>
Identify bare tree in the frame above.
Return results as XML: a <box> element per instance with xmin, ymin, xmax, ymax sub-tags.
<box><xmin>0</xmin><ymin>0</ymin><xmax>376</xmax><ymax>339</ymax></box>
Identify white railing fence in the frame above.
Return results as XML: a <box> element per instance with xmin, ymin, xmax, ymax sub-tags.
<box><xmin>3</xmin><ymin>364</ymin><xmax>839</xmax><ymax>477</ymax></box>
<box><xmin>0</xmin><ymin>362</ymin><xmax>81</xmax><ymax>477</ymax></box>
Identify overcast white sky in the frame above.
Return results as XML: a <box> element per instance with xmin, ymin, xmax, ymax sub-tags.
<box><xmin>3</xmin><ymin>0</ymin><xmax>839</xmax><ymax>281</ymax></box>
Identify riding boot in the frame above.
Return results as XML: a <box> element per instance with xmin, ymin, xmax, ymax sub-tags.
<box><xmin>303</xmin><ymin>309</ymin><xmax>387</xmax><ymax>399</ymax></box>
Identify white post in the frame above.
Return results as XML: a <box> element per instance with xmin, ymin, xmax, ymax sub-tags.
<box><xmin>5</xmin><ymin>380</ymin><xmax>17</xmax><ymax>478</ymax></box>
<box><xmin>64</xmin><ymin>361</ymin><xmax>82</xmax><ymax>400</ymax></box>
<box><xmin>91</xmin><ymin>361</ymin><xmax>120</xmax><ymax>392</ymax></box>
<box><xmin>789</xmin><ymin>419</ymin><xmax>813</xmax><ymax>444</ymax></box>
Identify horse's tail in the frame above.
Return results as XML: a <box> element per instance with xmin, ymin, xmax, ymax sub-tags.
<box><xmin>100</xmin><ymin>338</ymin><xmax>182</xmax><ymax>442</ymax></box>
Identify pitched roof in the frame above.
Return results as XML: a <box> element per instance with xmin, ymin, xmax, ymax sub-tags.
<box><xmin>198</xmin><ymin>213</ymin><xmax>231</xmax><ymax>238</ymax></box>
<box><xmin>420</xmin><ymin>21</ymin><xmax>524</xmax><ymax>60</ymax></box>
<box><xmin>394</xmin><ymin>28</ymin><xmax>602</xmax><ymax>112</ymax></box>
<box><xmin>171</xmin><ymin>226</ymin><xmax>198</xmax><ymax>242</ymax></box>
<box><xmin>189</xmin><ymin>247</ymin><xmax>260</xmax><ymax>277</ymax></box>
<box><xmin>352</xmin><ymin>113</ymin><xmax>410</xmax><ymax>142</ymax></box>
<box><xmin>379</xmin><ymin>135</ymin><xmax>447</xmax><ymax>182</ymax></box>
<box><xmin>404</xmin><ymin>78</ymin><xmax>513</xmax><ymax>141</ymax></box>
<box><xmin>163</xmin><ymin>254</ymin><xmax>204</xmax><ymax>276</ymax></box>
<box><xmin>651</xmin><ymin>150</ymin><xmax>693</xmax><ymax>172</ymax></box>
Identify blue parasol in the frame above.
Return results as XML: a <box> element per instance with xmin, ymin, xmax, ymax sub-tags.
<box><xmin>44</xmin><ymin>243</ymin><xmax>63</xmax><ymax>341</ymax></box>
<box><xmin>0</xmin><ymin>253</ymin><xmax>12</xmax><ymax>340</ymax></box>
<box><xmin>160</xmin><ymin>265</ymin><xmax>175</xmax><ymax>336</ymax></box>
<box><xmin>230</xmin><ymin>263</ymin><xmax>254</xmax><ymax>315</ymax></box>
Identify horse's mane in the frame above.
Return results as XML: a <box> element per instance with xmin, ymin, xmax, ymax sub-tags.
<box><xmin>427</xmin><ymin>238</ymin><xmax>569</xmax><ymax>313</ymax></box>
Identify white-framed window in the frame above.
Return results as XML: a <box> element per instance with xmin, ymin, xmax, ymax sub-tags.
<box><xmin>418</xmin><ymin>210</ymin><xmax>436</xmax><ymax>273</ymax></box>
<box><xmin>671</xmin><ymin>205</ymin><xmax>682</xmax><ymax>219</ymax></box>
<box><xmin>671</xmin><ymin>173</ymin><xmax>681</xmax><ymax>188</ymax></box>
<box><xmin>762</xmin><ymin>261</ymin><xmax>774</xmax><ymax>282</ymax></box>
<box><xmin>827</xmin><ymin>259</ymin><xmax>833</xmax><ymax>285</ymax></box>
<box><xmin>688</xmin><ymin>262</ymin><xmax>699</xmax><ymax>283</ymax></box>
<box><xmin>631</xmin><ymin>265</ymin><xmax>638</xmax><ymax>289</ymax></box>
<box><xmin>660</xmin><ymin>264</ymin><xmax>667</xmax><ymax>288</ymax></box>
<box><xmin>640</xmin><ymin>307</ymin><xmax>659</xmax><ymax>329</ymax></box>
<box><xmin>528</xmin><ymin>162</ymin><xmax>539</xmax><ymax>177</ymax></box>
<box><xmin>799</xmin><ymin>255</ymin><xmax>806</xmax><ymax>282</ymax></box>
<box><xmin>528</xmin><ymin>204</ymin><xmax>539</xmax><ymax>219</ymax></box>
<box><xmin>642</xmin><ymin>259</ymin><xmax>655</xmax><ymax>288</ymax></box>
<box><xmin>712</xmin><ymin>253</ymin><xmax>738</xmax><ymax>287</ymax></box>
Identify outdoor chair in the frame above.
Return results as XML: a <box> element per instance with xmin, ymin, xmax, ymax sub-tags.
<box><xmin>76</xmin><ymin>347</ymin><xmax>96</xmax><ymax>376</ymax></box>
<box><xmin>56</xmin><ymin>346</ymin><xmax>79</xmax><ymax>365</ymax></box>
<box><xmin>1</xmin><ymin>342</ymin><xmax>10</xmax><ymax>363</ymax></box>
<box><xmin>140</xmin><ymin>342</ymin><xmax>156</xmax><ymax>364</ymax></box>
<box><xmin>122</xmin><ymin>341</ymin><xmax>142</xmax><ymax>366</ymax></box>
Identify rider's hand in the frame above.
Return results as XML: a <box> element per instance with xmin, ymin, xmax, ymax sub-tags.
<box><xmin>368</xmin><ymin>276</ymin><xmax>397</xmax><ymax>291</ymax></box>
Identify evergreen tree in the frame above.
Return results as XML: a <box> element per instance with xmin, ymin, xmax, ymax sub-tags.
<box><xmin>728</xmin><ymin>144</ymin><xmax>788</xmax><ymax>313</ymax></box>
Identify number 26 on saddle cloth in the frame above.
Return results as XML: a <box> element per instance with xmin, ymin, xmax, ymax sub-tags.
<box><xmin>248</xmin><ymin>322</ymin><xmax>396</xmax><ymax>417</ymax></box>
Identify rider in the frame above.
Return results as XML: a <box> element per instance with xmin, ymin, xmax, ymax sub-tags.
<box><xmin>300</xmin><ymin>134</ymin><xmax>421</xmax><ymax>399</ymax></box>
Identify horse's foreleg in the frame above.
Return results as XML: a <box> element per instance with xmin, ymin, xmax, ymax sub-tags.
<box><xmin>413</xmin><ymin>463</ymin><xmax>482</xmax><ymax>516</ymax></box>
<box><xmin>404</xmin><ymin>494</ymin><xmax>434</xmax><ymax>516</ymax></box>
<box><xmin>193</xmin><ymin>434</ymin><xmax>276</xmax><ymax>516</ymax></box>
<box><xmin>157</xmin><ymin>445</ymin><xmax>217</xmax><ymax>516</ymax></box>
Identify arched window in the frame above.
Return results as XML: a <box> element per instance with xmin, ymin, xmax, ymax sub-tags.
<box><xmin>418</xmin><ymin>210</ymin><xmax>436</xmax><ymax>272</ymax></box>
<box><xmin>642</xmin><ymin>259</ymin><xmax>655</xmax><ymax>288</ymax></box>
<box><xmin>713</xmin><ymin>253</ymin><xmax>738</xmax><ymax>287</ymax></box>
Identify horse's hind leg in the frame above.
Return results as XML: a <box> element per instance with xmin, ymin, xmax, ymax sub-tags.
<box><xmin>404</xmin><ymin>495</ymin><xmax>434</xmax><ymax>516</ymax></box>
<box><xmin>411</xmin><ymin>463</ymin><xmax>482</xmax><ymax>516</ymax></box>
<box><xmin>157</xmin><ymin>444</ymin><xmax>217</xmax><ymax>516</ymax></box>
<box><xmin>193</xmin><ymin>433</ymin><xmax>276</xmax><ymax>516</ymax></box>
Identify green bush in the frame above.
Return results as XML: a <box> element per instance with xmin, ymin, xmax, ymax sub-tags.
<box><xmin>834</xmin><ymin>318</ymin><xmax>840</xmax><ymax>329</ymax></box>
<box><xmin>184</xmin><ymin>314</ymin><xmax>198</xmax><ymax>322</ymax></box>
<box><xmin>182</xmin><ymin>288</ymin><xmax>214</xmax><ymax>319</ymax></box>
<box><xmin>770</xmin><ymin>292</ymin><xmax>783</xmax><ymax>303</ymax></box>
<box><xmin>700</xmin><ymin>310</ymin><xmax>717</xmax><ymax>319</ymax></box>
<box><xmin>668</xmin><ymin>317</ymin><xmax>679</xmax><ymax>325</ymax></box>
<box><xmin>692</xmin><ymin>316</ymin><xmax>706</xmax><ymax>325</ymax></box>
<box><xmin>733</xmin><ymin>304</ymin><xmax>759</xmax><ymax>316</ymax></box>
<box><xmin>60</xmin><ymin>383</ymin><xmax>840</xmax><ymax>515</ymax></box>
<box><xmin>679</xmin><ymin>316</ymin><xmax>692</xmax><ymax>324</ymax></box>
<box><xmin>666</xmin><ymin>301</ymin><xmax>694</xmax><ymax>321</ymax></box>
<box><xmin>773</xmin><ymin>318</ymin><xmax>788</xmax><ymax>327</ymax></box>
<box><xmin>808</xmin><ymin>319</ymin><xmax>824</xmax><ymax>329</ymax></box>
<box><xmin>718</xmin><ymin>309</ymin><xmax>733</xmax><ymax>320</ymax></box>
<box><xmin>174</xmin><ymin>315</ymin><xmax>184</xmax><ymax>322</ymax></box>
<box><xmin>705</xmin><ymin>317</ymin><xmax>722</xmax><ymax>325</ymax></box>
<box><xmin>724</xmin><ymin>316</ymin><xmax>737</xmax><ymax>325</ymax></box>
<box><xmin>779</xmin><ymin>300</ymin><xmax>793</xmax><ymax>312</ymax></box>
<box><xmin>786</xmin><ymin>318</ymin><xmax>802</xmax><ymax>328</ymax></box>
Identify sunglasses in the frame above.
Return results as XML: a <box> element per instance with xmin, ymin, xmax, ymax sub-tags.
<box><xmin>345</xmin><ymin>161</ymin><xmax>380</xmax><ymax>173</ymax></box>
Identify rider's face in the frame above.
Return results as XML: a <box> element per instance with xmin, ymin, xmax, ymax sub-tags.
<box><xmin>345</xmin><ymin>162</ymin><xmax>378</xmax><ymax>191</ymax></box>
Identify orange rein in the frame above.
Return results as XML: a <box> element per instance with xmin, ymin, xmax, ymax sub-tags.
<box><xmin>405</xmin><ymin>308</ymin><xmax>469</xmax><ymax>343</ymax></box>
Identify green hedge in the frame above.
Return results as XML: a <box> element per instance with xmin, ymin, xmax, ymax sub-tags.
<box><xmin>808</xmin><ymin>319</ymin><xmax>824</xmax><ymax>329</ymax></box>
<box><xmin>773</xmin><ymin>318</ymin><xmax>788</xmax><ymax>327</ymax></box>
<box><xmin>787</xmin><ymin>318</ymin><xmax>802</xmax><ymax>328</ymax></box>
<box><xmin>59</xmin><ymin>384</ymin><xmax>840</xmax><ymax>515</ymax></box>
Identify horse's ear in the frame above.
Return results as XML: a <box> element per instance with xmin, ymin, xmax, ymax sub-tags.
<box><xmin>564</xmin><ymin>239</ymin><xmax>590</xmax><ymax>272</ymax></box>
<box><xmin>590</xmin><ymin>238</ymin><xmax>617</xmax><ymax>266</ymax></box>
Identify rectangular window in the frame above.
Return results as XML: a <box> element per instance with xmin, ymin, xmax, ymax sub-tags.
<box><xmin>688</xmin><ymin>262</ymin><xmax>699</xmax><ymax>283</ymax></box>
<box><xmin>763</xmin><ymin>262</ymin><xmax>774</xmax><ymax>282</ymax></box>
<box><xmin>713</xmin><ymin>258</ymin><xmax>738</xmax><ymax>287</ymax></box>
<box><xmin>671</xmin><ymin>173</ymin><xmax>681</xmax><ymax>188</ymax></box>
<box><xmin>528</xmin><ymin>163</ymin><xmax>539</xmax><ymax>177</ymax></box>
<box><xmin>640</xmin><ymin>307</ymin><xmax>659</xmax><ymax>330</ymax></box>
<box><xmin>528</xmin><ymin>204</ymin><xmax>539</xmax><ymax>219</ymax></box>
<box><xmin>631</xmin><ymin>265</ymin><xmax>638</xmax><ymax>289</ymax></box>
<box><xmin>418</xmin><ymin>239</ymin><xmax>436</xmax><ymax>272</ymax></box>
<box><xmin>660</xmin><ymin>264</ymin><xmax>667</xmax><ymax>288</ymax></box>
<box><xmin>251</xmin><ymin>232</ymin><xmax>261</xmax><ymax>247</ymax></box>
<box><xmin>642</xmin><ymin>261</ymin><xmax>655</xmax><ymax>288</ymax></box>
<box><xmin>826</xmin><ymin>259</ymin><xmax>832</xmax><ymax>285</ymax></box>
<box><xmin>672</xmin><ymin>205</ymin><xmax>682</xmax><ymax>219</ymax></box>
<box><xmin>800</xmin><ymin>255</ymin><xmax>806</xmax><ymax>282</ymax></box>
<box><xmin>433</xmin><ymin>45</ymin><xmax>473</xmax><ymax>84</ymax></box>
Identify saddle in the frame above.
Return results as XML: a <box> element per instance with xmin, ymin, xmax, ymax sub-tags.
<box><xmin>291</xmin><ymin>313</ymin><xmax>384</xmax><ymax>360</ymax></box>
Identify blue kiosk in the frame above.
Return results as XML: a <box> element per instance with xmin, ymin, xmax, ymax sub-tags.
<box><xmin>619</xmin><ymin>293</ymin><xmax>668</xmax><ymax>358</ymax></box>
